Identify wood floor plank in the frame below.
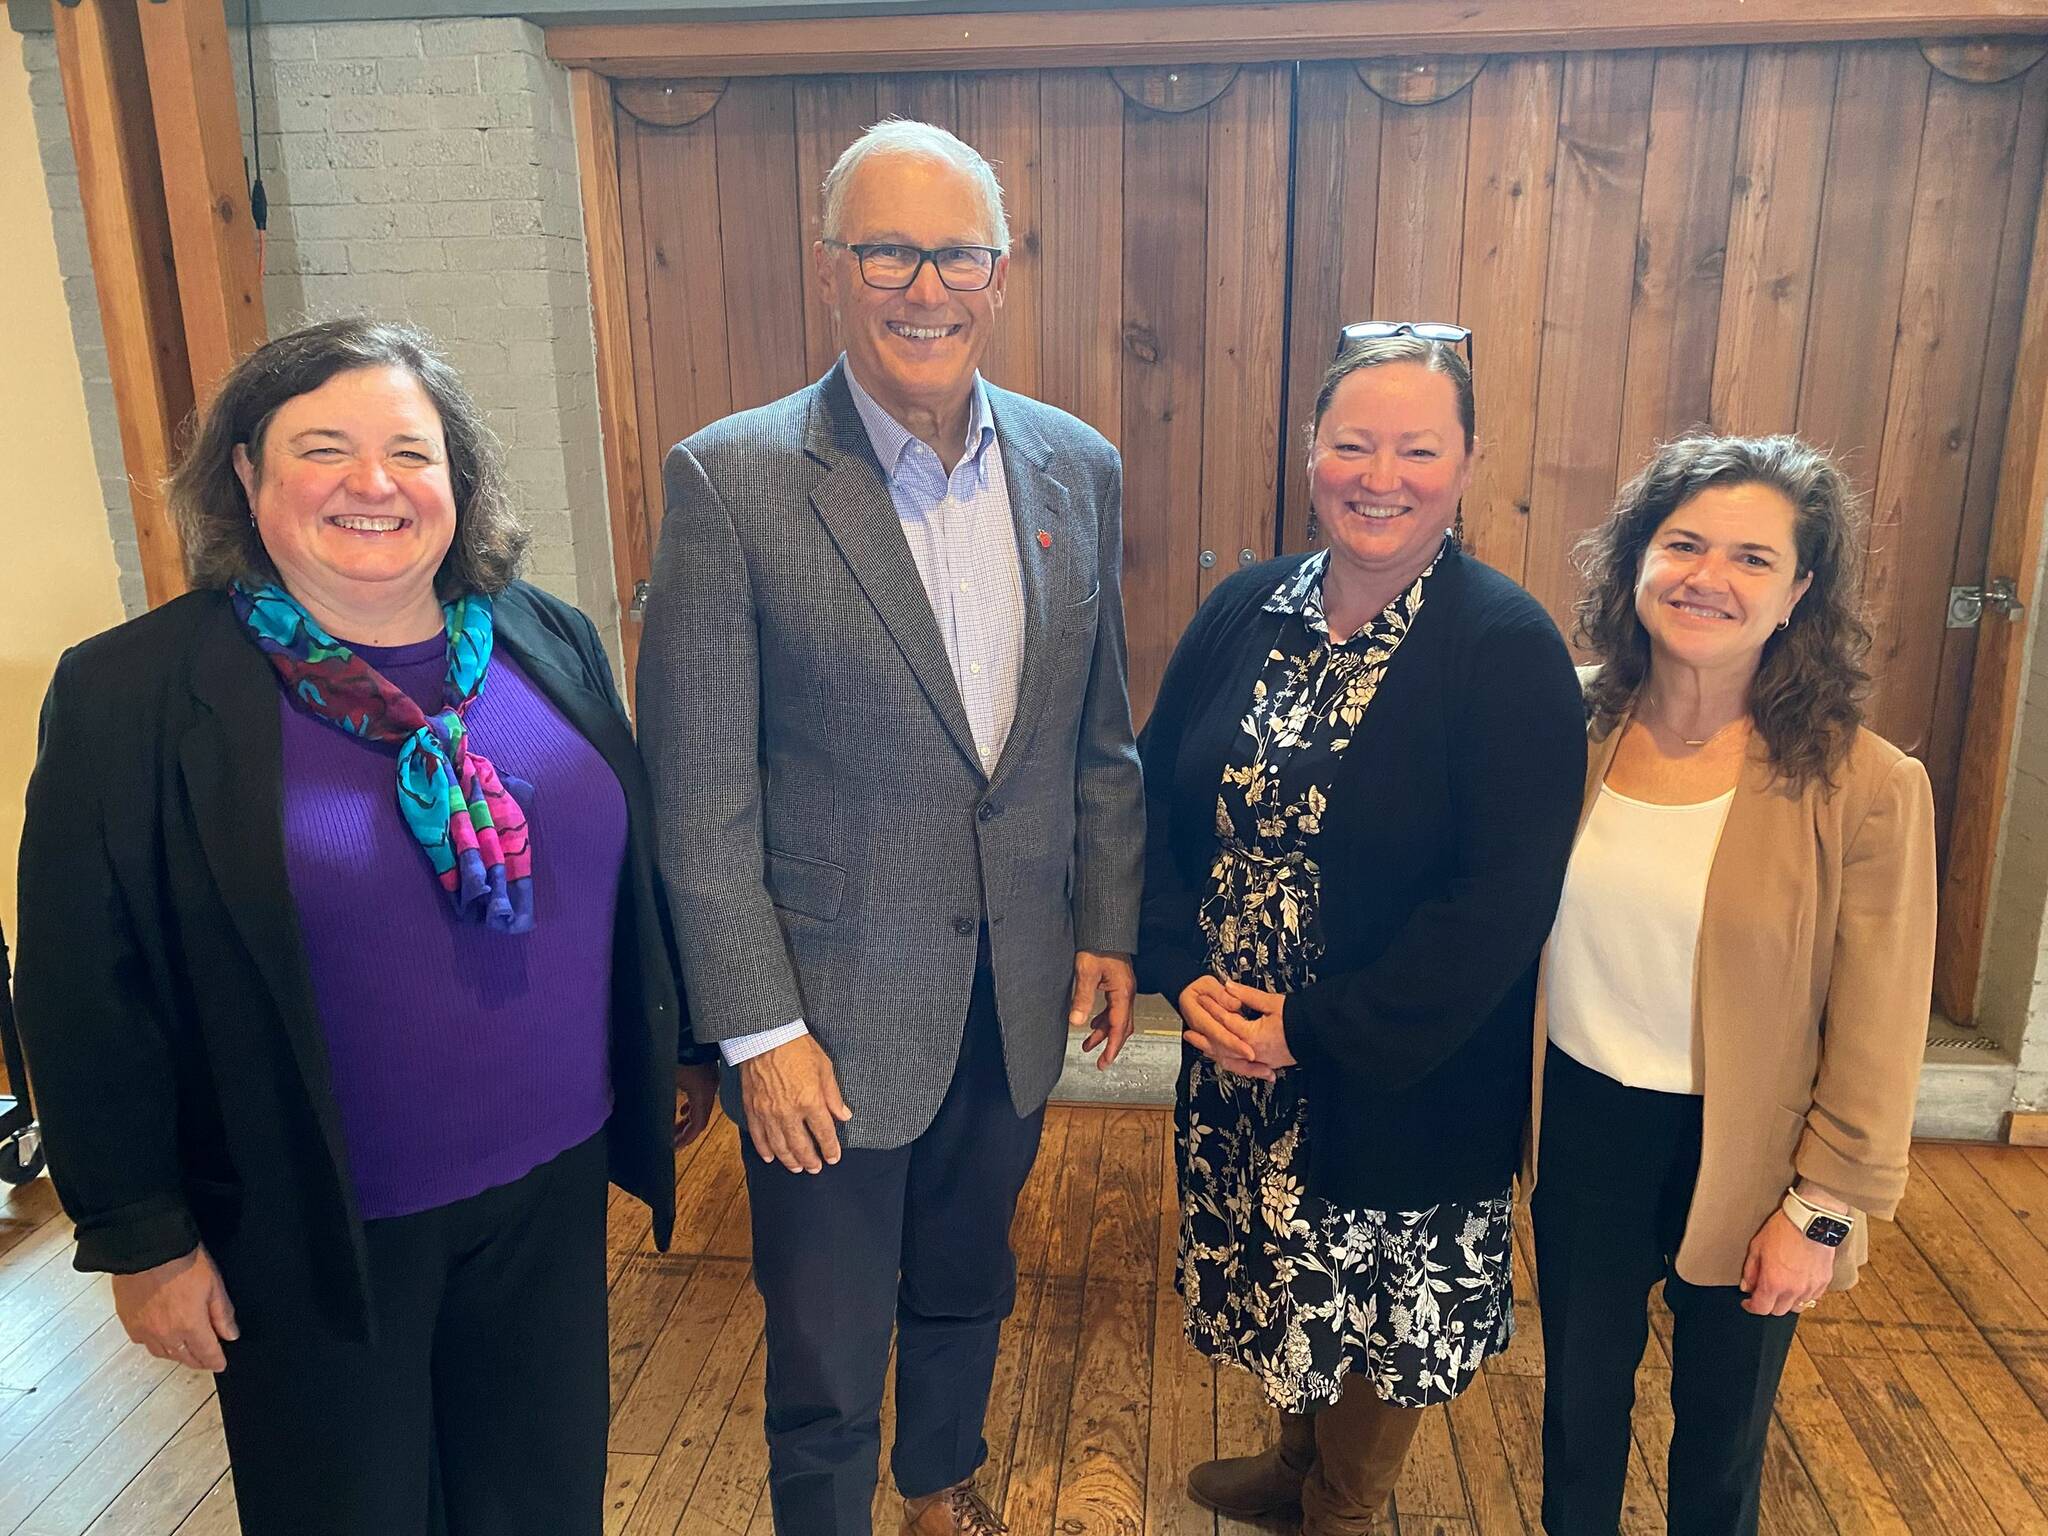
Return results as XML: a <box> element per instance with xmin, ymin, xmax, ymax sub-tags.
<box><xmin>1143</xmin><ymin>1119</ymin><xmax>1214</xmax><ymax>1536</ymax></box>
<box><xmin>676</xmin><ymin>1333</ymin><xmax>771</xmax><ymax>1536</ymax></box>
<box><xmin>1892</xmin><ymin>1167</ymin><xmax>2048</xmax><ymax>1335</ymax></box>
<box><xmin>1054</xmin><ymin>1108</ymin><xmax>1160</xmax><ymax>1536</ymax></box>
<box><xmin>1914</xmin><ymin>1146</ymin><xmax>2048</xmax><ymax>1318</ymax></box>
<box><xmin>1479</xmin><ymin>1371</ymin><xmax>1545</xmax><ymax>1534</ymax></box>
<box><xmin>609</xmin><ymin>1257</ymin><xmax>753</xmax><ymax>1457</ymax></box>
<box><xmin>169</xmin><ymin>1474</ymin><xmax>236</xmax><ymax>1536</ymax></box>
<box><xmin>0</xmin><ymin>1316</ymin><xmax>135</xmax><ymax>1467</ymax></box>
<box><xmin>0</xmin><ymin>1334</ymin><xmax>173</xmax><ymax>1530</ymax></box>
<box><xmin>1755</xmin><ymin>1418</ymin><xmax>1841</xmax><ymax>1536</ymax></box>
<box><xmin>1770</xmin><ymin>1335</ymin><xmax>1909</xmax><ymax>1536</ymax></box>
<box><xmin>1396</xmin><ymin>1404</ymin><xmax>1467</xmax><ymax>1519</ymax></box>
<box><xmin>0</xmin><ymin>1276</ymin><xmax>115</xmax><ymax>1392</ymax></box>
<box><xmin>1444</xmin><ymin>1369</ymin><xmax>1526</xmax><ymax>1536</ymax></box>
<box><xmin>1961</xmin><ymin>1144</ymin><xmax>2048</xmax><ymax>1254</ymax></box>
<box><xmin>1630</xmin><ymin>1363</ymin><xmax>1673</xmax><ymax>1507</ymax></box>
<box><xmin>1815</xmin><ymin>1352</ymin><xmax>1999</xmax><ymax>1535</ymax></box>
<box><xmin>983</xmin><ymin>1110</ymin><xmax>1075</xmax><ymax>1516</ymax></box>
<box><xmin>79</xmin><ymin>1393</ymin><xmax>227</xmax><ymax>1536</ymax></box>
<box><xmin>605</xmin><ymin>1453</ymin><xmax>657</xmax><ymax>1536</ymax></box>
<box><xmin>620</xmin><ymin>1283</ymin><xmax>767</xmax><ymax>1536</ymax></box>
<box><xmin>0</xmin><ymin>1214</ymin><xmax>78</xmax><ymax>1310</ymax></box>
<box><xmin>15</xmin><ymin>1363</ymin><xmax>214</xmax><ymax>1536</ymax></box>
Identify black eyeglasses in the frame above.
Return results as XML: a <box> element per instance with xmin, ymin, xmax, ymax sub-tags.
<box><xmin>824</xmin><ymin>241</ymin><xmax>1004</xmax><ymax>292</ymax></box>
<box><xmin>1335</xmin><ymin>320</ymin><xmax>1474</xmax><ymax>366</ymax></box>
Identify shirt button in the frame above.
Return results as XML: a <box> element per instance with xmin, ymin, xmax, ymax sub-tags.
<box><xmin>953</xmin><ymin>916</ymin><xmax>976</xmax><ymax>937</ymax></box>
<box><xmin>970</xmin><ymin>662</ymin><xmax>982</xmax><ymax>675</ymax></box>
<box><xmin>958</xmin><ymin>580</ymin><xmax>970</xmax><ymax>593</ymax></box>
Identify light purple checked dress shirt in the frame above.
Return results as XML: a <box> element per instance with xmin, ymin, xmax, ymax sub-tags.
<box><xmin>719</xmin><ymin>361</ymin><xmax>1028</xmax><ymax>1065</ymax></box>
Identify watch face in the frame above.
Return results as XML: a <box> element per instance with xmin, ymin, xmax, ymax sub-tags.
<box><xmin>1808</xmin><ymin>1216</ymin><xmax>1850</xmax><ymax>1248</ymax></box>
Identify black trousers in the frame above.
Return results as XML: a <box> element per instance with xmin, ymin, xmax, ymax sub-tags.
<box><xmin>744</xmin><ymin>942</ymin><xmax>1047</xmax><ymax>1536</ymax></box>
<box><xmin>213</xmin><ymin>1130</ymin><xmax>610</xmax><ymax>1536</ymax></box>
<box><xmin>1531</xmin><ymin>1048</ymin><xmax>1797</xmax><ymax>1536</ymax></box>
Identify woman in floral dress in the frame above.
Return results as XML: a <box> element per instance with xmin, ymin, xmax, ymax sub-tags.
<box><xmin>1136</xmin><ymin>329</ymin><xmax>1586</xmax><ymax>1533</ymax></box>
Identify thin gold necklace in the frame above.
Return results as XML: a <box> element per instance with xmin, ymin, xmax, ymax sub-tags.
<box><xmin>1643</xmin><ymin>697</ymin><xmax>1747</xmax><ymax>750</ymax></box>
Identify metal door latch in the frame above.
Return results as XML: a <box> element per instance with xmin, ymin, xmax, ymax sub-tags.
<box><xmin>1948</xmin><ymin>579</ymin><xmax>2025</xmax><ymax>628</ymax></box>
<box><xmin>628</xmin><ymin>580</ymin><xmax>651</xmax><ymax>622</ymax></box>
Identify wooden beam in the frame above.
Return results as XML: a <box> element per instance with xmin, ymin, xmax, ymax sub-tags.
<box><xmin>1935</xmin><ymin>145</ymin><xmax>2048</xmax><ymax>1024</ymax></box>
<box><xmin>545</xmin><ymin>0</ymin><xmax>2048</xmax><ymax>77</ymax></box>
<box><xmin>137</xmin><ymin>0</ymin><xmax>267</xmax><ymax>404</ymax></box>
<box><xmin>54</xmin><ymin>0</ymin><xmax>194</xmax><ymax>607</ymax></box>
<box><xmin>568</xmin><ymin>67</ymin><xmax>653</xmax><ymax>706</ymax></box>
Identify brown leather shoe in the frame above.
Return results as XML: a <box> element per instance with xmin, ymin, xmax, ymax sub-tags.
<box><xmin>1186</xmin><ymin>1409</ymin><xmax>1317</xmax><ymax>1517</ymax></box>
<box><xmin>900</xmin><ymin>1481</ymin><xmax>1008</xmax><ymax>1536</ymax></box>
<box><xmin>1299</xmin><ymin>1377</ymin><xmax>1423</xmax><ymax>1535</ymax></box>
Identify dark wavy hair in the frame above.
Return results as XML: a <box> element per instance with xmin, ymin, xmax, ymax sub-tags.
<box><xmin>170</xmin><ymin>317</ymin><xmax>527</xmax><ymax>599</ymax></box>
<box><xmin>1573</xmin><ymin>433</ymin><xmax>1870</xmax><ymax>791</ymax></box>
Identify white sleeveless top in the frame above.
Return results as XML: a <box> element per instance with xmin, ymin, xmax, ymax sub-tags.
<box><xmin>1544</xmin><ymin>783</ymin><xmax>1736</xmax><ymax>1096</ymax></box>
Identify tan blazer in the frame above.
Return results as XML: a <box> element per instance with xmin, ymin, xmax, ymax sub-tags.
<box><xmin>1524</xmin><ymin>714</ymin><xmax>1937</xmax><ymax>1289</ymax></box>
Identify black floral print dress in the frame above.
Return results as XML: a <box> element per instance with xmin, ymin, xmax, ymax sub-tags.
<box><xmin>1176</xmin><ymin>547</ymin><xmax>1516</xmax><ymax>1411</ymax></box>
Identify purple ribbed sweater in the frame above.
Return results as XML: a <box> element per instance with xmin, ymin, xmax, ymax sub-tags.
<box><xmin>278</xmin><ymin>635</ymin><xmax>623</xmax><ymax>1220</ymax></box>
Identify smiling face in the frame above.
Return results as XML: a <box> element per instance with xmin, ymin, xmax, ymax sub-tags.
<box><xmin>1634</xmin><ymin>481</ymin><xmax>1813</xmax><ymax>680</ymax></box>
<box><xmin>232</xmin><ymin>364</ymin><xmax>457</xmax><ymax>628</ymax></box>
<box><xmin>814</xmin><ymin>150</ymin><xmax>1006</xmax><ymax>430</ymax></box>
<box><xmin>1308</xmin><ymin>362</ymin><xmax>1472</xmax><ymax>589</ymax></box>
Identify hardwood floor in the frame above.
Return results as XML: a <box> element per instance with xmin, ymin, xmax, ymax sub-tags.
<box><xmin>1</xmin><ymin>1107</ymin><xmax>2046</xmax><ymax>1534</ymax></box>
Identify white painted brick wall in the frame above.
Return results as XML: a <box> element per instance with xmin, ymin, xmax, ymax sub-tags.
<box><xmin>14</xmin><ymin>17</ymin><xmax>619</xmax><ymax>651</ymax></box>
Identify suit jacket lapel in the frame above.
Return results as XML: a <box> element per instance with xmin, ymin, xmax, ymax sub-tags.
<box><xmin>178</xmin><ymin>607</ymin><xmax>353</xmax><ymax>1183</ymax></box>
<box><xmin>987</xmin><ymin>395</ymin><xmax>1068</xmax><ymax>788</ymax></box>
<box><xmin>804</xmin><ymin>367</ymin><xmax>982</xmax><ymax>772</ymax></box>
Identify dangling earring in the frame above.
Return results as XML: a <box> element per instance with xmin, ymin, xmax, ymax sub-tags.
<box><xmin>1305</xmin><ymin>507</ymin><xmax>1321</xmax><ymax>545</ymax></box>
<box><xmin>1452</xmin><ymin>503</ymin><xmax>1467</xmax><ymax>550</ymax></box>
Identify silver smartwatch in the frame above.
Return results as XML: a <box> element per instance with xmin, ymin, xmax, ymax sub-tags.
<box><xmin>1781</xmin><ymin>1186</ymin><xmax>1854</xmax><ymax>1249</ymax></box>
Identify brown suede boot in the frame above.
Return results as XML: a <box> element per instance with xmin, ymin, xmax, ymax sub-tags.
<box><xmin>1299</xmin><ymin>1378</ymin><xmax>1423</xmax><ymax>1534</ymax></box>
<box><xmin>1185</xmin><ymin>1409</ymin><xmax>1318</xmax><ymax>1517</ymax></box>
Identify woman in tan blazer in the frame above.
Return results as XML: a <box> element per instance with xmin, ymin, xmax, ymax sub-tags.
<box><xmin>1529</xmin><ymin>433</ymin><xmax>1936</xmax><ymax>1536</ymax></box>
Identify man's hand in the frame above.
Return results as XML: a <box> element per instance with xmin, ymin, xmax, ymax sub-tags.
<box><xmin>739</xmin><ymin>1034</ymin><xmax>853</xmax><ymax>1173</ymax></box>
<box><xmin>675</xmin><ymin>1061</ymin><xmax>719</xmax><ymax>1150</ymax></box>
<box><xmin>111</xmin><ymin>1244</ymin><xmax>238</xmax><ymax>1372</ymax></box>
<box><xmin>1072</xmin><ymin>950</ymin><xmax>1137</xmax><ymax>1069</ymax></box>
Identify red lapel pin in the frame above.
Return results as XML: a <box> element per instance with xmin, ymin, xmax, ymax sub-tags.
<box><xmin>1036</xmin><ymin>529</ymin><xmax>1052</xmax><ymax>548</ymax></box>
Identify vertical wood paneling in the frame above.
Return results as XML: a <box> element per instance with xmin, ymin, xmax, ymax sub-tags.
<box><xmin>1371</xmin><ymin>88</ymin><xmax>1473</xmax><ymax>323</ymax></box>
<box><xmin>1864</xmin><ymin>72</ymin><xmax>2026</xmax><ymax>753</ymax></box>
<box><xmin>1282</xmin><ymin>63</ymin><xmax>1384</xmax><ymax>551</ymax></box>
<box><xmin>1928</xmin><ymin>63</ymin><xmax>2048</xmax><ymax>872</ymax></box>
<box><xmin>615</xmin><ymin>118</ymin><xmax>669</xmax><ymax>545</ymax></box>
<box><xmin>875</xmin><ymin>73</ymin><xmax>958</xmax><ymax>130</ymax></box>
<box><xmin>1459</xmin><ymin>53</ymin><xmax>1563</xmax><ymax>580</ymax></box>
<box><xmin>1522</xmin><ymin>50</ymin><xmax>1657</xmax><ymax>622</ymax></box>
<box><xmin>1198</xmin><ymin>64</ymin><xmax>1291</xmax><ymax>600</ymax></box>
<box><xmin>794</xmin><ymin>76</ymin><xmax>881</xmax><ymax>379</ymax></box>
<box><xmin>1614</xmin><ymin>47</ymin><xmax>1746</xmax><ymax>480</ymax></box>
<box><xmin>1711</xmin><ymin>45</ymin><xmax>1840</xmax><ymax>434</ymax></box>
<box><xmin>1120</xmin><ymin>96</ymin><xmax>1210</xmax><ymax>721</ymax></box>
<box><xmin>958</xmin><ymin>72</ymin><xmax>1045</xmax><ymax>398</ymax></box>
<box><xmin>1796</xmin><ymin>44</ymin><xmax>1931</xmax><ymax>499</ymax></box>
<box><xmin>1038</xmin><ymin>70</ymin><xmax>1124</xmax><ymax>439</ymax></box>
<box><xmin>713</xmin><ymin>79</ymin><xmax>810</xmax><ymax>412</ymax></box>
<box><xmin>635</xmin><ymin>114</ymin><xmax>735</xmax><ymax>459</ymax></box>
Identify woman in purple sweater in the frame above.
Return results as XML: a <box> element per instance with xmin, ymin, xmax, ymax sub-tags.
<box><xmin>12</xmin><ymin>318</ymin><xmax>718</xmax><ymax>1536</ymax></box>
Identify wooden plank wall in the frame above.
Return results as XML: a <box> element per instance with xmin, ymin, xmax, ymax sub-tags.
<box><xmin>609</xmin><ymin>43</ymin><xmax>2048</xmax><ymax>862</ymax></box>
<box><xmin>612</xmin><ymin>64</ymin><xmax>1292</xmax><ymax>718</ymax></box>
<box><xmin>1285</xmin><ymin>43</ymin><xmax>2048</xmax><ymax>874</ymax></box>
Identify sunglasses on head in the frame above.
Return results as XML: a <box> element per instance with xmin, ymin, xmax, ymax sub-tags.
<box><xmin>1334</xmin><ymin>321</ymin><xmax>1474</xmax><ymax>365</ymax></box>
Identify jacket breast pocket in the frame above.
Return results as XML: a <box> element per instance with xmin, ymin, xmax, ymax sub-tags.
<box><xmin>765</xmin><ymin>849</ymin><xmax>846</xmax><ymax>922</ymax></box>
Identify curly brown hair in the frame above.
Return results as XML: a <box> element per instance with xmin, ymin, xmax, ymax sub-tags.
<box><xmin>169</xmin><ymin>317</ymin><xmax>527</xmax><ymax>599</ymax></box>
<box><xmin>1573</xmin><ymin>432</ymin><xmax>1871</xmax><ymax>791</ymax></box>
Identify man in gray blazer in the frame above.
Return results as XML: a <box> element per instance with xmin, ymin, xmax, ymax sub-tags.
<box><xmin>637</xmin><ymin>120</ymin><xmax>1145</xmax><ymax>1536</ymax></box>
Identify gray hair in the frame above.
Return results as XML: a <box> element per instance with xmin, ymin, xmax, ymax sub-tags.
<box><xmin>820</xmin><ymin>118</ymin><xmax>1011</xmax><ymax>252</ymax></box>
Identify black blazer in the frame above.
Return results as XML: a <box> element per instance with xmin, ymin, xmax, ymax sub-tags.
<box><xmin>1137</xmin><ymin>547</ymin><xmax>1586</xmax><ymax>1210</ymax></box>
<box><xmin>12</xmin><ymin>582</ymin><xmax>698</xmax><ymax>1342</ymax></box>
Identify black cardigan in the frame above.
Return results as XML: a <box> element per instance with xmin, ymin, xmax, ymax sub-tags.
<box><xmin>12</xmin><ymin>583</ymin><xmax>707</xmax><ymax>1342</ymax></box>
<box><xmin>1137</xmin><ymin>547</ymin><xmax>1586</xmax><ymax>1209</ymax></box>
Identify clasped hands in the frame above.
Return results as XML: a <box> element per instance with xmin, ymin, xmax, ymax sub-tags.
<box><xmin>1178</xmin><ymin>975</ymin><xmax>1295</xmax><ymax>1081</ymax></box>
<box><xmin>739</xmin><ymin>950</ymin><xmax>1136</xmax><ymax>1174</ymax></box>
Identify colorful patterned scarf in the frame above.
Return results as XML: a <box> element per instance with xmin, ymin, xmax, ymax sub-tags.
<box><xmin>232</xmin><ymin>582</ymin><xmax>536</xmax><ymax>933</ymax></box>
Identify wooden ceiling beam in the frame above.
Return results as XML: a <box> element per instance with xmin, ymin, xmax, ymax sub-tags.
<box><xmin>545</xmin><ymin>0</ymin><xmax>2048</xmax><ymax>78</ymax></box>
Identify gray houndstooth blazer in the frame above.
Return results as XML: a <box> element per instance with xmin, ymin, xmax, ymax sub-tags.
<box><xmin>635</xmin><ymin>362</ymin><xmax>1145</xmax><ymax>1149</ymax></box>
